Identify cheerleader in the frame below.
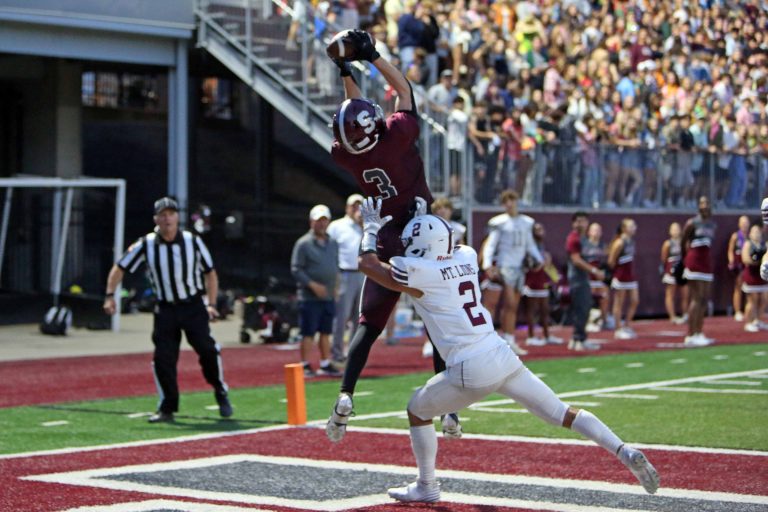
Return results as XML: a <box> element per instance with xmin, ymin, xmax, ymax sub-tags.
<box><xmin>660</xmin><ymin>222</ymin><xmax>688</xmax><ymax>324</ymax></box>
<box><xmin>523</xmin><ymin>223</ymin><xmax>562</xmax><ymax>346</ymax></box>
<box><xmin>727</xmin><ymin>216</ymin><xmax>749</xmax><ymax>321</ymax></box>
<box><xmin>608</xmin><ymin>218</ymin><xmax>639</xmax><ymax>340</ymax></box>
<box><xmin>741</xmin><ymin>223</ymin><xmax>768</xmax><ymax>332</ymax></box>
<box><xmin>583</xmin><ymin>222</ymin><xmax>611</xmax><ymax>331</ymax></box>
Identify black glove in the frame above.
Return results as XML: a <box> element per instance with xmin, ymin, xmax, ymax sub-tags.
<box><xmin>333</xmin><ymin>58</ymin><xmax>352</xmax><ymax>77</ymax></box>
<box><xmin>349</xmin><ymin>29</ymin><xmax>380</xmax><ymax>62</ymax></box>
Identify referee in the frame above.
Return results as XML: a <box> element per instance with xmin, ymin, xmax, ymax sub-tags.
<box><xmin>103</xmin><ymin>196</ymin><xmax>232</xmax><ymax>423</ymax></box>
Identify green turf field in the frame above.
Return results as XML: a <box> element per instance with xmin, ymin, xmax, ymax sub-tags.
<box><xmin>2</xmin><ymin>344</ymin><xmax>767</xmax><ymax>455</ymax></box>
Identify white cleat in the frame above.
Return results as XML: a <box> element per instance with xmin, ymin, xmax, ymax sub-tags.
<box><xmin>525</xmin><ymin>336</ymin><xmax>546</xmax><ymax>346</ymax></box>
<box><xmin>619</xmin><ymin>446</ymin><xmax>660</xmax><ymax>494</ymax></box>
<box><xmin>684</xmin><ymin>333</ymin><xmax>715</xmax><ymax>347</ymax></box>
<box><xmin>614</xmin><ymin>327</ymin><xmax>637</xmax><ymax>340</ymax></box>
<box><xmin>387</xmin><ymin>480</ymin><xmax>441</xmax><ymax>502</ymax></box>
<box><xmin>507</xmin><ymin>339</ymin><xmax>528</xmax><ymax>356</ymax></box>
<box><xmin>441</xmin><ymin>413</ymin><xmax>462</xmax><ymax>439</ymax></box>
<box><xmin>325</xmin><ymin>393</ymin><xmax>353</xmax><ymax>443</ymax></box>
<box><xmin>546</xmin><ymin>335</ymin><xmax>564</xmax><ymax>345</ymax></box>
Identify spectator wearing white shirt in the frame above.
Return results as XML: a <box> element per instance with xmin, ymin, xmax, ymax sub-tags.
<box><xmin>327</xmin><ymin>194</ymin><xmax>365</xmax><ymax>364</ymax></box>
<box><xmin>482</xmin><ymin>189</ymin><xmax>543</xmax><ymax>356</ymax></box>
<box><xmin>446</xmin><ymin>95</ymin><xmax>469</xmax><ymax>197</ymax></box>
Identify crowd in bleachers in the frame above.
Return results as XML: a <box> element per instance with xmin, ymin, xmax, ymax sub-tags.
<box><xmin>303</xmin><ymin>0</ymin><xmax>768</xmax><ymax>208</ymax></box>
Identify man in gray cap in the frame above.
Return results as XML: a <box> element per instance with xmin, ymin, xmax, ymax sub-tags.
<box><xmin>291</xmin><ymin>204</ymin><xmax>341</xmax><ymax>377</ymax></box>
<box><xmin>103</xmin><ymin>196</ymin><xmax>232</xmax><ymax>423</ymax></box>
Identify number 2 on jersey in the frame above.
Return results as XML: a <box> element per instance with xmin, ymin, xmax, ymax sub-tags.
<box><xmin>458</xmin><ymin>280</ymin><xmax>487</xmax><ymax>327</ymax></box>
<box><xmin>362</xmin><ymin>168</ymin><xmax>398</xmax><ymax>199</ymax></box>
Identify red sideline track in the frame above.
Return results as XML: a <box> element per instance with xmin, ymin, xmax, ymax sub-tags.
<box><xmin>2</xmin><ymin>428</ymin><xmax>766</xmax><ymax>512</ymax></box>
<box><xmin>1</xmin><ymin>316</ymin><xmax>765</xmax><ymax>408</ymax></box>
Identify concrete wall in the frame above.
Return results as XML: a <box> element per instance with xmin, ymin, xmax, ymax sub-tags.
<box><xmin>470</xmin><ymin>209</ymin><xmax>754</xmax><ymax>318</ymax></box>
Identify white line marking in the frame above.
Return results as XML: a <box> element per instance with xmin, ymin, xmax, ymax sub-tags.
<box><xmin>126</xmin><ymin>412</ymin><xmax>152</xmax><ymax>419</ymax></box>
<box><xmin>712</xmin><ymin>355</ymin><xmax>730</xmax><ymax>360</ymax></box>
<box><xmin>473</xmin><ymin>401</ymin><xmax>602</xmax><ymax>414</ymax></box>
<box><xmin>754</xmin><ymin>351</ymin><xmax>767</xmax><ymax>356</ymax></box>
<box><xmin>4</xmin><ymin>369</ymin><xmax>767</xmax><ymax>461</ymax></box>
<box><xmin>353</xmin><ymin>391</ymin><xmax>374</xmax><ymax>397</ymax></box>
<box><xmin>339</xmin><ymin>426</ymin><xmax>768</xmax><ymax>457</ymax></box>
<box><xmin>703</xmin><ymin>380</ymin><xmax>762</xmax><ymax>386</ymax></box>
<box><xmin>749</xmin><ymin>374</ymin><xmax>768</xmax><ymax>379</ymax></box>
<box><xmin>64</xmin><ymin>499</ymin><xmax>272</xmax><ymax>512</ymax></box>
<box><xmin>594</xmin><ymin>393</ymin><xmax>659</xmax><ymax>400</ymax></box>
<box><xmin>23</xmin><ymin>454</ymin><xmax>768</xmax><ymax>509</ymax></box>
<box><xmin>578</xmin><ymin>368</ymin><xmax>597</xmax><ymax>373</ymax></box>
<box><xmin>670</xmin><ymin>358</ymin><xmax>687</xmax><ymax>364</ymax></box>
<box><xmin>657</xmin><ymin>387</ymin><xmax>768</xmax><ymax>394</ymax></box>
<box><xmin>41</xmin><ymin>421</ymin><xmax>69</xmax><ymax>427</ymax></box>
<box><xmin>205</xmin><ymin>405</ymin><xmax>219</xmax><ymax>410</ymax></box>
<box><xmin>625</xmin><ymin>363</ymin><xmax>645</xmax><ymax>368</ymax></box>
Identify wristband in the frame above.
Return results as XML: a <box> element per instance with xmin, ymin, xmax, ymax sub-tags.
<box><xmin>360</xmin><ymin>232</ymin><xmax>378</xmax><ymax>254</ymax></box>
<box><xmin>105</xmin><ymin>292</ymin><xmax>114</xmax><ymax>298</ymax></box>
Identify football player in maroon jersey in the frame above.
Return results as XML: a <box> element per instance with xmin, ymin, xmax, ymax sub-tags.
<box><xmin>325</xmin><ymin>30</ymin><xmax>459</xmax><ymax>442</ymax></box>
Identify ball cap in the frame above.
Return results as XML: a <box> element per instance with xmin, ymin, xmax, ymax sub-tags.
<box><xmin>346</xmin><ymin>194</ymin><xmax>364</xmax><ymax>206</ymax></box>
<box><xmin>154</xmin><ymin>197</ymin><xmax>179</xmax><ymax>215</ymax></box>
<box><xmin>309</xmin><ymin>204</ymin><xmax>332</xmax><ymax>221</ymax></box>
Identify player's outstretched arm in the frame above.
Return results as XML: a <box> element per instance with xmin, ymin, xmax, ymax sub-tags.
<box><xmin>372</xmin><ymin>57</ymin><xmax>413</xmax><ymax>112</ymax></box>
<box><xmin>358</xmin><ymin>254</ymin><xmax>423</xmax><ymax>298</ymax></box>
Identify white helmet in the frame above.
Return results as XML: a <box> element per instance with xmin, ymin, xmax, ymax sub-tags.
<box><xmin>401</xmin><ymin>215</ymin><xmax>454</xmax><ymax>260</ymax></box>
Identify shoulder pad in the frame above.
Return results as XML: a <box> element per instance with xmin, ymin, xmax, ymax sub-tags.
<box><xmin>487</xmin><ymin>213</ymin><xmax>508</xmax><ymax>228</ymax></box>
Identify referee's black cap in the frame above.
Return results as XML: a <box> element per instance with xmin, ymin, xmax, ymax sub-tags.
<box><xmin>154</xmin><ymin>197</ymin><xmax>179</xmax><ymax>215</ymax></box>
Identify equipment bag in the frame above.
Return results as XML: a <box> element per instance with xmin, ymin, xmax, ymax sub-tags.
<box><xmin>40</xmin><ymin>306</ymin><xmax>72</xmax><ymax>335</ymax></box>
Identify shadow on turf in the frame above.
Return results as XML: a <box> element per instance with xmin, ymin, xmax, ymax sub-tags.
<box><xmin>34</xmin><ymin>404</ymin><xmax>283</xmax><ymax>428</ymax></box>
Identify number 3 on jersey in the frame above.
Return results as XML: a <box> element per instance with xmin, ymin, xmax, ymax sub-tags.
<box><xmin>362</xmin><ymin>168</ymin><xmax>398</xmax><ymax>199</ymax></box>
<box><xmin>458</xmin><ymin>280</ymin><xmax>487</xmax><ymax>327</ymax></box>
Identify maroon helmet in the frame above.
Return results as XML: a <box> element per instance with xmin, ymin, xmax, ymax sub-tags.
<box><xmin>332</xmin><ymin>98</ymin><xmax>386</xmax><ymax>155</ymax></box>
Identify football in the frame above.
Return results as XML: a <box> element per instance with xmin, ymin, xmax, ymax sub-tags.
<box><xmin>325</xmin><ymin>29</ymin><xmax>372</xmax><ymax>61</ymax></box>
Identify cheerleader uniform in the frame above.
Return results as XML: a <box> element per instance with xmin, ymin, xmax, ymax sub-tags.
<box><xmin>611</xmin><ymin>236</ymin><xmax>638</xmax><ymax>290</ymax></box>
<box><xmin>662</xmin><ymin>238</ymin><xmax>682</xmax><ymax>285</ymax></box>
<box><xmin>741</xmin><ymin>240</ymin><xmax>768</xmax><ymax>294</ymax></box>
<box><xmin>683</xmin><ymin>215</ymin><xmax>716</xmax><ymax>282</ymax></box>
<box><xmin>583</xmin><ymin>238</ymin><xmax>608</xmax><ymax>296</ymax></box>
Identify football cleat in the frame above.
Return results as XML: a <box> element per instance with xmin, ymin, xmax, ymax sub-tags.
<box><xmin>684</xmin><ymin>333</ymin><xmax>715</xmax><ymax>347</ymax></box>
<box><xmin>619</xmin><ymin>446</ymin><xmax>660</xmax><ymax>494</ymax></box>
<box><xmin>441</xmin><ymin>413</ymin><xmax>462</xmax><ymax>439</ymax></box>
<box><xmin>387</xmin><ymin>480</ymin><xmax>441</xmax><ymax>502</ymax></box>
<box><xmin>325</xmin><ymin>393</ymin><xmax>354</xmax><ymax>443</ymax></box>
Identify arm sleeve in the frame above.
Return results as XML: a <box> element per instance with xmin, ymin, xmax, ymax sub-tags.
<box><xmin>481</xmin><ymin>228</ymin><xmax>500</xmax><ymax>270</ymax></box>
<box><xmin>116</xmin><ymin>238</ymin><xmax>146</xmax><ymax>273</ymax></box>
<box><xmin>389</xmin><ymin>256</ymin><xmax>410</xmax><ymax>285</ymax></box>
<box><xmin>291</xmin><ymin>240</ymin><xmax>311</xmax><ymax>286</ymax></box>
<box><xmin>194</xmin><ymin>235</ymin><xmax>215</xmax><ymax>272</ymax></box>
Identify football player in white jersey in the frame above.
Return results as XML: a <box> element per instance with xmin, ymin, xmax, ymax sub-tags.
<box><xmin>354</xmin><ymin>197</ymin><xmax>659</xmax><ymax>503</ymax></box>
<box><xmin>482</xmin><ymin>189</ymin><xmax>543</xmax><ymax>355</ymax></box>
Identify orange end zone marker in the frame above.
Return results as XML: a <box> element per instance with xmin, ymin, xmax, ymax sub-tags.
<box><xmin>284</xmin><ymin>363</ymin><xmax>307</xmax><ymax>425</ymax></box>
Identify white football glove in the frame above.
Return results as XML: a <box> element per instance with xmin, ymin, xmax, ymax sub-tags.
<box><xmin>761</xmin><ymin>260</ymin><xmax>768</xmax><ymax>282</ymax></box>
<box><xmin>762</xmin><ymin>197</ymin><xmax>768</xmax><ymax>225</ymax></box>
<box><xmin>361</xmin><ymin>197</ymin><xmax>392</xmax><ymax>235</ymax></box>
<box><xmin>414</xmin><ymin>196</ymin><xmax>428</xmax><ymax>217</ymax></box>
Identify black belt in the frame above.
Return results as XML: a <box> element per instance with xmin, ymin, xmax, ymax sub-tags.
<box><xmin>157</xmin><ymin>294</ymin><xmax>203</xmax><ymax>306</ymax></box>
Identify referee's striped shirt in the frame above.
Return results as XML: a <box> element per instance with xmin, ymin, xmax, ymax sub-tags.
<box><xmin>117</xmin><ymin>229</ymin><xmax>214</xmax><ymax>303</ymax></box>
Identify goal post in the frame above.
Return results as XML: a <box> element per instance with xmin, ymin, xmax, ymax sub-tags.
<box><xmin>0</xmin><ymin>177</ymin><xmax>127</xmax><ymax>332</ymax></box>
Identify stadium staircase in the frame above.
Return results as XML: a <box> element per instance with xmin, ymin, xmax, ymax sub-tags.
<box><xmin>194</xmin><ymin>0</ymin><xmax>454</xmax><ymax>197</ymax></box>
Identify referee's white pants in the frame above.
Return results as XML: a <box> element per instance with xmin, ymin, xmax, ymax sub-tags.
<box><xmin>408</xmin><ymin>344</ymin><xmax>568</xmax><ymax>426</ymax></box>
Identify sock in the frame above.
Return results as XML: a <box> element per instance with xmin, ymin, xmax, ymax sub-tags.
<box><xmin>571</xmin><ymin>410</ymin><xmax>623</xmax><ymax>455</ymax></box>
<box><xmin>410</xmin><ymin>424</ymin><xmax>438</xmax><ymax>484</ymax></box>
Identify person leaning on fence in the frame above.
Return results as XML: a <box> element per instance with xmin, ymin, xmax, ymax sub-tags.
<box><xmin>291</xmin><ymin>204</ymin><xmax>342</xmax><ymax>378</ymax></box>
<box><xmin>103</xmin><ymin>197</ymin><xmax>232</xmax><ymax>423</ymax></box>
<box><xmin>327</xmin><ymin>194</ymin><xmax>365</xmax><ymax>366</ymax></box>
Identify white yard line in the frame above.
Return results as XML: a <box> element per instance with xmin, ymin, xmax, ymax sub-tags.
<box><xmin>3</xmin><ymin>369</ymin><xmax>767</xmax><ymax>461</ymax></box>
<box><xmin>656</xmin><ymin>387</ymin><xmax>768</xmax><ymax>394</ymax></box>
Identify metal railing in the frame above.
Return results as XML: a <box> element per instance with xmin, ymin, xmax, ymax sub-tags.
<box><xmin>465</xmin><ymin>143</ymin><xmax>768</xmax><ymax>211</ymax></box>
